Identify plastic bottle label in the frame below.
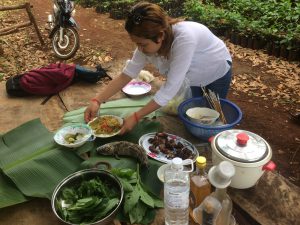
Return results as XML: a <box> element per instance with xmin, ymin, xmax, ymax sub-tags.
<box><xmin>165</xmin><ymin>189</ymin><xmax>189</xmax><ymax>208</ymax></box>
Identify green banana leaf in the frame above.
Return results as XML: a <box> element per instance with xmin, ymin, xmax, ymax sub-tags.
<box><xmin>0</xmin><ymin>119</ymin><xmax>83</xmax><ymax>206</ymax></box>
<box><xmin>0</xmin><ymin>133</ymin><xmax>28</xmax><ymax>208</ymax></box>
<box><xmin>0</xmin><ymin>172</ymin><xmax>29</xmax><ymax>208</ymax></box>
<box><xmin>63</xmin><ymin>96</ymin><xmax>164</xmax><ymax>124</ymax></box>
<box><xmin>79</xmin><ymin>156</ymin><xmax>164</xmax><ymax>197</ymax></box>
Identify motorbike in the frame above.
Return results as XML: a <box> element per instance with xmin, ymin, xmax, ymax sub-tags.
<box><xmin>47</xmin><ymin>0</ymin><xmax>80</xmax><ymax>59</ymax></box>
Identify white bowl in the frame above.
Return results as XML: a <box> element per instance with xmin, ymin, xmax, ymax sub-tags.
<box><xmin>186</xmin><ymin>107</ymin><xmax>220</xmax><ymax>125</ymax></box>
<box><xmin>88</xmin><ymin>115</ymin><xmax>123</xmax><ymax>138</ymax></box>
<box><xmin>54</xmin><ymin>124</ymin><xmax>93</xmax><ymax>148</ymax></box>
<box><xmin>157</xmin><ymin>164</ymin><xmax>170</xmax><ymax>183</ymax></box>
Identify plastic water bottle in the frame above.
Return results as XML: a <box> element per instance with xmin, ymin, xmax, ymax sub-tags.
<box><xmin>164</xmin><ymin>157</ymin><xmax>193</xmax><ymax>225</ymax></box>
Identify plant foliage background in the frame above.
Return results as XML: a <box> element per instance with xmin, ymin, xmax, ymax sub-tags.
<box><xmin>74</xmin><ymin>0</ymin><xmax>300</xmax><ymax>52</ymax></box>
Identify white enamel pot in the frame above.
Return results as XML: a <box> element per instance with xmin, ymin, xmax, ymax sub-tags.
<box><xmin>211</xmin><ymin>129</ymin><xmax>276</xmax><ymax>189</ymax></box>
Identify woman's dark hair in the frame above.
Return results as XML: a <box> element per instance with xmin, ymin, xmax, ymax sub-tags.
<box><xmin>125</xmin><ymin>2</ymin><xmax>183</xmax><ymax>57</ymax></box>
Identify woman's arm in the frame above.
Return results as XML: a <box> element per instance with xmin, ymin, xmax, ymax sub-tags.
<box><xmin>136</xmin><ymin>99</ymin><xmax>161</xmax><ymax>119</ymax></box>
<box><xmin>119</xmin><ymin>99</ymin><xmax>161</xmax><ymax>135</ymax></box>
<box><xmin>84</xmin><ymin>73</ymin><xmax>132</xmax><ymax>122</ymax></box>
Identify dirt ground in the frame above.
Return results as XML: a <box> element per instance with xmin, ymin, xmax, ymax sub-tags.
<box><xmin>0</xmin><ymin>0</ymin><xmax>299</xmax><ymax>190</ymax></box>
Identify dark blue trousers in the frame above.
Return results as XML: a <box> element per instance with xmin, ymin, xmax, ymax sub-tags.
<box><xmin>191</xmin><ymin>61</ymin><xmax>232</xmax><ymax>99</ymax></box>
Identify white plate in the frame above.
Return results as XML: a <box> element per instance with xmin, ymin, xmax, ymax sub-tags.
<box><xmin>88</xmin><ymin>115</ymin><xmax>123</xmax><ymax>138</ymax></box>
<box><xmin>138</xmin><ymin>132</ymin><xmax>199</xmax><ymax>164</ymax></box>
<box><xmin>122</xmin><ymin>81</ymin><xmax>151</xmax><ymax>96</ymax></box>
<box><xmin>54</xmin><ymin>124</ymin><xmax>92</xmax><ymax>148</ymax></box>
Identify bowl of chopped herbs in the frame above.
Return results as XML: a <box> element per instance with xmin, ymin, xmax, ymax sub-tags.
<box><xmin>51</xmin><ymin>169</ymin><xmax>124</xmax><ymax>225</ymax></box>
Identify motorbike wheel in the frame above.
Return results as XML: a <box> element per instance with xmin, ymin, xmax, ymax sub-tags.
<box><xmin>52</xmin><ymin>27</ymin><xmax>80</xmax><ymax>59</ymax></box>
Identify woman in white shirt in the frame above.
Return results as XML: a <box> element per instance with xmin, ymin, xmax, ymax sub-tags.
<box><xmin>84</xmin><ymin>1</ymin><xmax>232</xmax><ymax>134</ymax></box>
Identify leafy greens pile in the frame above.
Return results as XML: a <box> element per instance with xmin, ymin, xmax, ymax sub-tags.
<box><xmin>55</xmin><ymin>176</ymin><xmax>120</xmax><ymax>224</ymax></box>
<box><xmin>111</xmin><ymin>166</ymin><xmax>164</xmax><ymax>224</ymax></box>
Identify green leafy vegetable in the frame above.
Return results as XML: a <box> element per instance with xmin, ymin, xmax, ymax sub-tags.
<box><xmin>113</xmin><ymin>165</ymin><xmax>164</xmax><ymax>224</ymax></box>
<box><xmin>56</xmin><ymin>177</ymin><xmax>121</xmax><ymax>224</ymax></box>
<box><xmin>129</xmin><ymin>200</ymin><xmax>148</xmax><ymax>224</ymax></box>
<box><xmin>124</xmin><ymin>185</ymin><xmax>140</xmax><ymax>214</ymax></box>
<box><xmin>138</xmin><ymin>182</ymin><xmax>154</xmax><ymax>208</ymax></box>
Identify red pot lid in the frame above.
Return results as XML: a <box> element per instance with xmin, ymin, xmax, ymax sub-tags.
<box><xmin>215</xmin><ymin>130</ymin><xmax>269</xmax><ymax>163</ymax></box>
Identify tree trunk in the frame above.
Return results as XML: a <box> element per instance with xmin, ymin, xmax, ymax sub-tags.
<box><xmin>280</xmin><ymin>46</ymin><xmax>289</xmax><ymax>59</ymax></box>
<box><xmin>240</xmin><ymin>35</ymin><xmax>248</xmax><ymax>48</ymax></box>
<box><xmin>247</xmin><ymin>37</ymin><xmax>253</xmax><ymax>49</ymax></box>
<box><xmin>288</xmin><ymin>49</ymin><xmax>299</xmax><ymax>61</ymax></box>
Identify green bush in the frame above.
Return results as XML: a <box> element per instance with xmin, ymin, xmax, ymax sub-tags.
<box><xmin>184</xmin><ymin>0</ymin><xmax>300</xmax><ymax>50</ymax></box>
<box><xmin>75</xmin><ymin>0</ymin><xmax>300</xmax><ymax>51</ymax></box>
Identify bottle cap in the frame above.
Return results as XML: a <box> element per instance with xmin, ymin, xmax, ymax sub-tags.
<box><xmin>196</xmin><ymin>156</ymin><xmax>206</xmax><ymax>168</ymax></box>
<box><xmin>171</xmin><ymin>157</ymin><xmax>183</xmax><ymax>170</ymax></box>
<box><xmin>208</xmin><ymin>161</ymin><xmax>235</xmax><ymax>189</ymax></box>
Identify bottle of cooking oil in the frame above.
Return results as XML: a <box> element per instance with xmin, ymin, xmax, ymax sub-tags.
<box><xmin>189</xmin><ymin>156</ymin><xmax>211</xmax><ymax>221</ymax></box>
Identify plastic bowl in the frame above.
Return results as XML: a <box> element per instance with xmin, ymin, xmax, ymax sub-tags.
<box><xmin>54</xmin><ymin>124</ymin><xmax>93</xmax><ymax>148</ymax></box>
<box><xmin>178</xmin><ymin>97</ymin><xmax>242</xmax><ymax>141</ymax></box>
<box><xmin>186</xmin><ymin>107</ymin><xmax>220</xmax><ymax>125</ymax></box>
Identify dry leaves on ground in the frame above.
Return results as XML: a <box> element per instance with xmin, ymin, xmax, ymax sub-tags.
<box><xmin>227</xmin><ymin>41</ymin><xmax>300</xmax><ymax>112</ymax></box>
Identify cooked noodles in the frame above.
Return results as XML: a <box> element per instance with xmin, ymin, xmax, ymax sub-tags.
<box><xmin>89</xmin><ymin>116</ymin><xmax>122</xmax><ymax>135</ymax></box>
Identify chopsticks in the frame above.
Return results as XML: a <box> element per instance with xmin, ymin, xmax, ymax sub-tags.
<box><xmin>201</xmin><ymin>87</ymin><xmax>227</xmax><ymax>124</ymax></box>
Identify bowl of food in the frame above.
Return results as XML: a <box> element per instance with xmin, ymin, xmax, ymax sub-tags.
<box><xmin>54</xmin><ymin>124</ymin><xmax>93</xmax><ymax>148</ymax></box>
<box><xmin>186</xmin><ymin>107</ymin><xmax>220</xmax><ymax>125</ymax></box>
<box><xmin>51</xmin><ymin>169</ymin><xmax>124</xmax><ymax>225</ymax></box>
<box><xmin>88</xmin><ymin>115</ymin><xmax>123</xmax><ymax>138</ymax></box>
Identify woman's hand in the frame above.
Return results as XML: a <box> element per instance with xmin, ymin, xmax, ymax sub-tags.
<box><xmin>84</xmin><ymin>101</ymin><xmax>100</xmax><ymax>123</ymax></box>
<box><xmin>119</xmin><ymin>101</ymin><xmax>161</xmax><ymax>135</ymax></box>
<box><xmin>119</xmin><ymin>113</ymin><xmax>138</xmax><ymax>135</ymax></box>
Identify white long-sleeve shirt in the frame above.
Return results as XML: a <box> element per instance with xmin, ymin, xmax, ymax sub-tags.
<box><xmin>123</xmin><ymin>21</ymin><xmax>232</xmax><ymax>106</ymax></box>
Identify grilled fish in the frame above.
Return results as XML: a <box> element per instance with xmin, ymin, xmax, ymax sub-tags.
<box><xmin>96</xmin><ymin>141</ymin><xmax>148</xmax><ymax>167</ymax></box>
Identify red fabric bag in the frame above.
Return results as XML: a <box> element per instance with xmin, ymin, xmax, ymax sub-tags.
<box><xmin>19</xmin><ymin>63</ymin><xmax>76</xmax><ymax>95</ymax></box>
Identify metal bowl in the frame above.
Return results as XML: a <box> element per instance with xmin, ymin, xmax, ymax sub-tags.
<box><xmin>51</xmin><ymin>169</ymin><xmax>124</xmax><ymax>225</ymax></box>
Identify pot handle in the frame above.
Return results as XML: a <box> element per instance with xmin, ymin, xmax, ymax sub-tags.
<box><xmin>262</xmin><ymin>161</ymin><xmax>276</xmax><ymax>171</ymax></box>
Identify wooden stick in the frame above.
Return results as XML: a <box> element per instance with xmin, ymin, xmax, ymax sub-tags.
<box><xmin>0</xmin><ymin>21</ymin><xmax>31</xmax><ymax>34</ymax></box>
<box><xmin>0</xmin><ymin>4</ymin><xmax>27</xmax><ymax>11</ymax></box>
<box><xmin>207</xmin><ymin>89</ymin><xmax>227</xmax><ymax>124</ymax></box>
<box><xmin>216</xmin><ymin>95</ymin><xmax>227</xmax><ymax>124</ymax></box>
<box><xmin>25</xmin><ymin>3</ymin><xmax>45</xmax><ymax>46</ymax></box>
<box><xmin>201</xmin><ymin>86</ymin><xmax>214</xmax><ymax>108</ymax></box>
<box><xmin>0</xmin><ymin>3</ymin><xmax>45</xmax><ymax>46</ymax></box>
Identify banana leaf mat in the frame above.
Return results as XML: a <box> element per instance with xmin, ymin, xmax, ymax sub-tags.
<box><xmin>63</xmin><ymin>96</ymin><xmax>163</xmax><ymax>125</ymax></box>
<box><xmin>0</xmin><ymin>116</ymin><xmax>163</xmax><ymax>209</ymax></box>
<box><xmin>0</xmin><ymin>118</ymin><xmax>83</xmax><ymax>208</ymax></box>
